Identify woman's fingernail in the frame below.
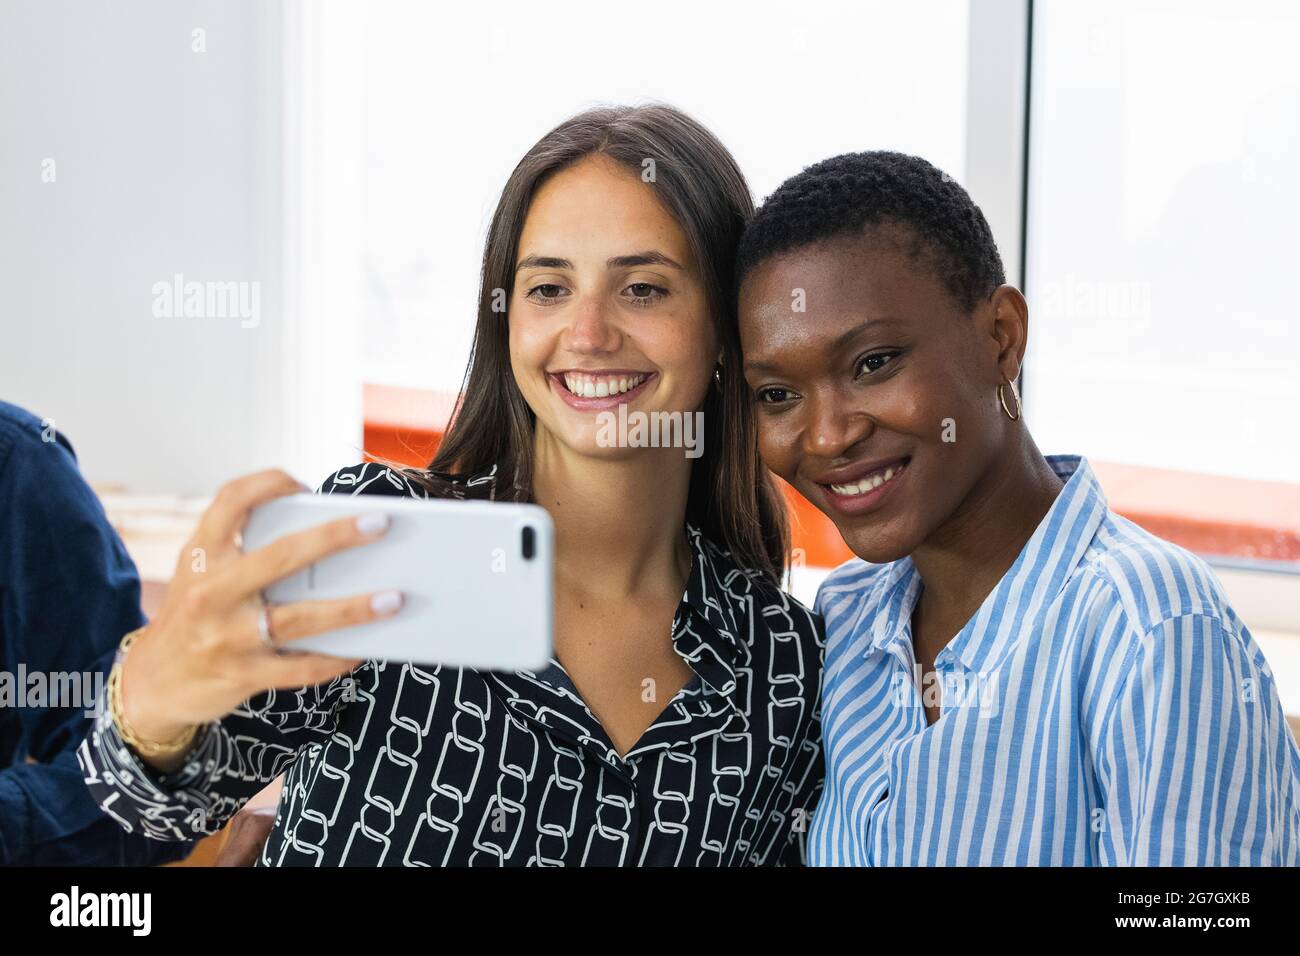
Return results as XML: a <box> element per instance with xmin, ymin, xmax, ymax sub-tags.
<box><xmin>355</xmin><ymin>512</ymin><xmax>390</xmax><ymax>535</ymax></box>
<box><xmin>370</xmin><ymin>590</ymin><xmax>404</xmax><ymax>615</ymax></box>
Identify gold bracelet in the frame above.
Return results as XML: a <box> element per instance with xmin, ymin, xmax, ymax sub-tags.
<box><xmin>108</xmin><ymin>627</ymin><xmax>200</xmax><ymax>761</ymax></box>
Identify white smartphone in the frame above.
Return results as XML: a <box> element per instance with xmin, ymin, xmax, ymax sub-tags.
<box><xmin>240</xmin><ymin>493</ymin><xmax>554</xmax><ymax>670</ymax></box>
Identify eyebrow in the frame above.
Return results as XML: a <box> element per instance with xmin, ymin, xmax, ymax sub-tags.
<box><xmin>743</xmin><ymin>317</ymin><xmax>900</xmax><ymax>374</ymax></box>
<box><xmin>514</xmin><ymin>250</ymin><xmax>685</xmax><ymax>274</ymax></box>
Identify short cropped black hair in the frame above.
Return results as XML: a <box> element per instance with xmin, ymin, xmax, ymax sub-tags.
<box><xmin>735</xmin><ymin>151</ymin><xmax>1005</xmax><ymax>312</ymax></box>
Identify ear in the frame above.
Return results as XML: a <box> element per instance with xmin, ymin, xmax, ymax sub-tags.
<box><xmin>987</xmin><ymin>285</ymin><xmax>1029</xmax><ymax>382</ymax></box>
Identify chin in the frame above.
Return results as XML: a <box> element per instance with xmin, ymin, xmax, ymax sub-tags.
<box><xmin>548</xmin><ymin>425</ymin><xmax>645</xmax><ymax>461</ymax></box>
<box><xmin>836</xmin><ymin>522</ymin><xmax>917</xmax><ymax>566</ymax></box>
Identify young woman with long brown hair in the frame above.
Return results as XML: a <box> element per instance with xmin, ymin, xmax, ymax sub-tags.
<box><xmin>78</xmin><ymin>104</ymin><xmax>824</xmax><ymax>866</ymax></box>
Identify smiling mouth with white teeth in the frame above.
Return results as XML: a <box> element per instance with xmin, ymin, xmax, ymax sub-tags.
<box><xmin>560</xmin><ymin>371</ymin><xmax>647</xmax><ymax>398</ymax></box>
<box><xmin>813</xmin><ymin>456</ymin><xmax>911</xmax><ymax>516</ymax></box>
<box><xmin>827</xmin><ymin>461</ymin><xmax>905</xmax><ymax>496</ymax></box>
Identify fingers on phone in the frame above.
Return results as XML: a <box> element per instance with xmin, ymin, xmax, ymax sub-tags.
<box><xmin>229</xmin><ymin>512</ymin><xmax>392</xmax><ymax>598</ymax></box>
<box><xmin>353</xmin><ymin>512</ymin><xmax>391</xmax><ymax>537</ymax></box>
<box><xmin>203</xmin><ymin>469</ymin><xmax>304</xmax><ymax>544</ymax></box>
<box><xmin>269</xmin><ymin>591</ymin><xmax>404</xmax><ymax>644</ymax></box>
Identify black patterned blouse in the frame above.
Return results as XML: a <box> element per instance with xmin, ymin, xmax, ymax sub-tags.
<box><xmin>78</xmin><ymin>463</ymin><xmax>826</xmax><ymax>866</ymax></box>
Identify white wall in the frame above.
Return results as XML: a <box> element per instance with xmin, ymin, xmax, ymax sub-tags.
<box><xmin>0</xmin><ymin>0</ymin><xmax>361</xmax><ymax>494</ymax></box>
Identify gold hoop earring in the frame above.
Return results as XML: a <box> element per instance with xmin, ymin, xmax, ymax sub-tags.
<box><xmin>997</xmin><ymin>376</ymin><xmax>1022</xmax><ymax>422</ymax></box>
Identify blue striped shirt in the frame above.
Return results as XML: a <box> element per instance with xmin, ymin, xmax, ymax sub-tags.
<box><xmin>808</xmin><ymin>455</ymin><xmax>1300</xmax><ymax>866</ymax></box>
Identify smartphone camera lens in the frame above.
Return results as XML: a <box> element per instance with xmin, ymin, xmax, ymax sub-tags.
<box><xmin>520</xmin><ymin>525</ymin><xmax>536</xmax><ymax>560</ymax></box>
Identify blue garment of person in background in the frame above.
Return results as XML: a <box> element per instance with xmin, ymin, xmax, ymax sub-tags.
<box><xmin>0</xmin><ymin>400</ymin><xmax>191</xmax><ymax>864</ymax></box>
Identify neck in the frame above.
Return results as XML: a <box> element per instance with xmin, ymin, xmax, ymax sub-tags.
<box><xmin>531</xmin><ymin>430</ymin><xmax>694</xmax><ymax>600</ymax></box>
<box><xmin>910</xmin><ymin>431</ymin><xmax>1063</xmax><ymax>631</ymax></box>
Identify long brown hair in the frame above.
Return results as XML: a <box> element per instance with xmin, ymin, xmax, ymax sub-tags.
<box><xmin>407</xmin><ymin>103</ymin><xmax>788</xmax><ymax>582</ymax></box>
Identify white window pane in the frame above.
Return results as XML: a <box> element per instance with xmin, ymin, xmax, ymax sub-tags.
<box><xmin>1025</xmin><ymin>0</ymin><xmax>1300</xmax><ymax>486</ymax></box>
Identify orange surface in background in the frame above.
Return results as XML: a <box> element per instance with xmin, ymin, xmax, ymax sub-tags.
<box><xmin>362</xmin><ymin>384</ymin><xmax>458</xmax><ymax>470</ymax></box>
<box><xmin>1090</xmin><ymin>461</ymin><xmax>1300</xmax><ymax>563</ymax></box>
<box><xmin>362</xmin><ymin>383</ymin><xmax>1300</xmax><ymax>567</ymax></box>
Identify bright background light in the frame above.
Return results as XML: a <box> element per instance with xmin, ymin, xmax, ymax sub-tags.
<box><xmin>357</xmin><ymin>0</ymin><xmax>971</xmax><ymax>392</ymax></box>
<box><xmin>1025</xmin><ymin>0</ymin><xmax>1300</xmax><ymax>485</ymax></box>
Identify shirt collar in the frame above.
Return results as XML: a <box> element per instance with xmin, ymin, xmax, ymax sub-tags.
<box><xmin>680</xmin><ymin>524</ymin><xmax>744</xmax><ymax>649</ymax></box>
<box><xmin>857</xmin><ymin>455</ymin><xmax>1107</xmax><ymax>675</ymax></box>
<box><xmin>860</xmin><ymin>555</ymin><xmax>923</xmax><ymax>657</ymax></box>
<box><xmin>654</xmin><ymin>523</ymin><xmax>748</xmax><ymax>708</ymax></box>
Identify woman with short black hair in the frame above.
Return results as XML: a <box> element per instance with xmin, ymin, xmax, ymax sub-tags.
<box><xmin>736</xmin><ymin>150</ymin><xmax>1300</xmax><ymax>866</ymax></box>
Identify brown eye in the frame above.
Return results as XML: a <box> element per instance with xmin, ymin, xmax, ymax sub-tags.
<box><xmin>757</xmin><ymin>386</ymin><xmax>794</xmax><ymax>405</ymax></box>
<box><xmin>624</xmin><ymin>283</ymin><xmax>667</xmax><ymax>306</ymax></box>
<box><xmin>856</xmin><ymin>351</ymin><xmax>900</xmax><ymax>376</ymax></box>
<box><xmin>525</xmin><ymin>283</ymin><xmax>568</xmax><ymax>304</ymax></box>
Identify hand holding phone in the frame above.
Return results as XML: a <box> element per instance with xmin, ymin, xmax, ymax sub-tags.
<box><xmin>241</xmin><ymin>491</ymin><xmax>554</xmax><ymax>671</ymax></box>
<box><xmin>117</xmin><ymin>470</ymin><xmax>403</xmax><ymax>770</ymax></box>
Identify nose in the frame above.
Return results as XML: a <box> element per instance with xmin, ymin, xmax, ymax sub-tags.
<box><xmin>563</xmin><ymin>293</ymin><xmax>621</xmax><ymax>355</ymax></box>
<box><xmin>803</xmin><ymin>388</ymin><xmax>874</xmax><ymax>461</ymax></box>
